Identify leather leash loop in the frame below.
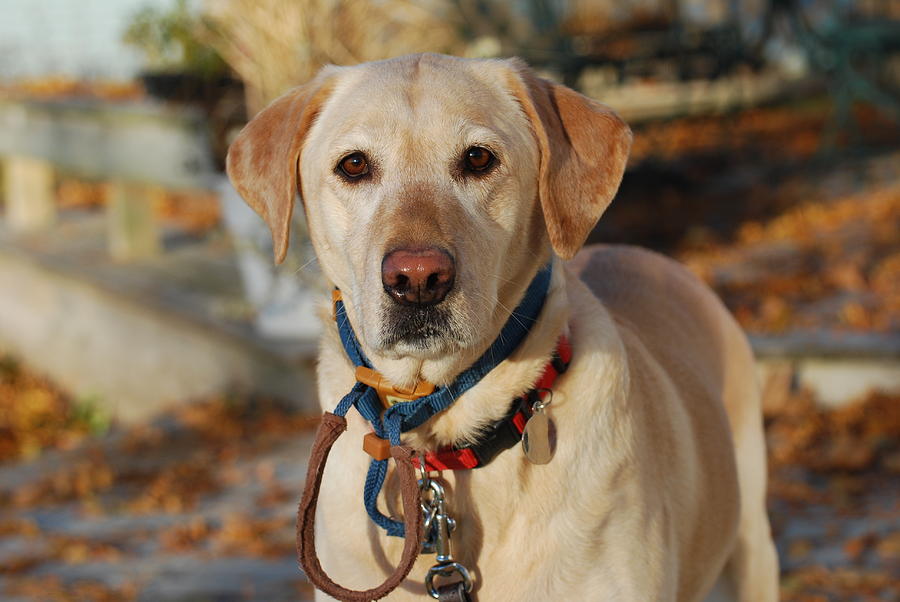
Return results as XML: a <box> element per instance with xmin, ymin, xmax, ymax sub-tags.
<box><xmin>297</xmin><ymin>412</ymin><xmax>425</xmax><ymax>601</ymax></box>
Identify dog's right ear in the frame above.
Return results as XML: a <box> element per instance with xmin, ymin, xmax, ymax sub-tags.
<box><xmin>226</xmin><ymin>72</ymin><xmax>336</xmax><ymax>264</ymax></box>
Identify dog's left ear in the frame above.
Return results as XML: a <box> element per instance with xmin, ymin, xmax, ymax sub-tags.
<box><xmin>505</xmin><ymin>60</ymin><xmax>632</xmax><ymax>260</ymax></box>
<box><xmin>226</xmin><ymin>70</ymin><xmax>336</xmax><ymax>264</ymax></box>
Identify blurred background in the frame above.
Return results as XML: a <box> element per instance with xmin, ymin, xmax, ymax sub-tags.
<box><xmin>0</xmin><ymin>1</ymin><xmax>898</xmax><ymax>600</ymax></box>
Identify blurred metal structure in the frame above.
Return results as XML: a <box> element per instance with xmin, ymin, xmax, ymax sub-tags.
<box><xmin>462</xmin><ymin>0</ymin><xmax>900</xmax><ymax>114</ymax></box>
<box><xmin>768</xmin><ymin>0</ymin><xmax>900</xmax><ymax>140</ymax></box>
<box><xmin>0</xmin><ymin>98</ymin><xmax>215</xmax><ymax>260</ymax></box>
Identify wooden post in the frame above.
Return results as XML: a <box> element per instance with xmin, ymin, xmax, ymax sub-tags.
<box><xmin>2</xmin><ymin>155</ymin><xmax>56</xmax><ymax>231</ymax></box>
<box><xmin>107</xmin><ymin>180</ymin><xmax>161</xmax><ymax>261</ymax></box>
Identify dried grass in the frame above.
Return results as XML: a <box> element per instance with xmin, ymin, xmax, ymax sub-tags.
<box><xmin>201</xmin><ymin>0</ymin><xmax>466</xmax><ymax>114</ymax></box>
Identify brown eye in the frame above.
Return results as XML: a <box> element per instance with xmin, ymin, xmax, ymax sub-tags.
<box><xmin>463</xmin><ymin>146</ymin><xmax>495</xmax><ymax>172</ymax></box>
<box><xmin>338</xmin><ymin>152</ymin><xmax>369</xmax><ymax>178</ymax></box>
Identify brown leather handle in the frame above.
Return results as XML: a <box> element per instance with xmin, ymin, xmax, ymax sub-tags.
<box><xmin>296</xmin><ymin>412</ymin><xmax>425</xmax><ymax>601</ymax></box>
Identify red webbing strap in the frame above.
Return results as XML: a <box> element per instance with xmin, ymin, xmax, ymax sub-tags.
<box><xmin>418</xmin><ymin>448</ymin><xmax>480</xmax><ymax>472</ymax></box>
<box><xmin>297</xmin><ymin>413</ymin><xmax>424</xmax><ymax>601</ymax></box>
<box><xmin>534</xmin><ymin>335</ymin><xmax>571</xmax><ymax>390</ymax></box>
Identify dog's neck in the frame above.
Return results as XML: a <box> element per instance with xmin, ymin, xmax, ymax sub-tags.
<box><xmin>324</xmin><ymin>257</ymin><xmax>570</xmax><ymax>449</ymax></box>
<box><xmin>406</xmin><ymin>263</ymin><xmax>569</xmax><ymax>449</ymax></box>
<box><xmin>360</xmin><ymin>254</ymin><xmax>558</xmax><ymax>389</ymax></box>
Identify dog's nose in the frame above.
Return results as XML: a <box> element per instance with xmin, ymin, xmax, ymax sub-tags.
<box><xmin>382</xmin><ymin>247</ymin><xmax>455</xmax><ymax>306</ymax></box>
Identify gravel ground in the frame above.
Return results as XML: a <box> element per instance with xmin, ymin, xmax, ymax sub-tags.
<box><xmin>0</xmin><ymin>398</ymin><xmax>319</xmax><ymax>601</ymax></box>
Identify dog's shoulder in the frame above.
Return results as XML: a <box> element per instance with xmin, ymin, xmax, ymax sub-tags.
<box><xmin>570</xmin><ymin>243</ymin><xmax>700</xmax><ymax>295</ymax></box>
<box><xmin>568</xmin><ymin>244</ymin><xmax>723</xmax><ymax>324</ymax></box>
<box><xmin>567</xmin><ymin>244</ymin><xmax>753</xmax><ymax>393</ymax></box>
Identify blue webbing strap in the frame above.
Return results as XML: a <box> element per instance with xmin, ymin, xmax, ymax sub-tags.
<box><xmin>333</xmin><ymin>263</ymin><xmax>552</xmax><ymax>536</ymax></box>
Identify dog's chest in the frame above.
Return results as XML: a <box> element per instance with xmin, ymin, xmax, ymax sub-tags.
<box><xmin>313</xmin><ymin>398</ymin><xmax>618</xmax><ymax>600</ymax></box>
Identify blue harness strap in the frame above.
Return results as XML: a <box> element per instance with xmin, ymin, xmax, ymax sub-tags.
<box><xmin>332</xmin><ymin>263</ymin><xmax>552</xmax><ymax>536</ymax></box>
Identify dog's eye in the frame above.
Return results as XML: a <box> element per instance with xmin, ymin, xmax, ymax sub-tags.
<box><xmin>463</xmin><ymin>146</ymin><xmax>495</xmax><ymax>172</ymax></box>
<box><xmin>338</xmin><ymin>152</ymin><xmax>369</xmax><ymax>178</ymax></box>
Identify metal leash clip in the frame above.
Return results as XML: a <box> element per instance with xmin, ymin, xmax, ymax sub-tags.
<box><xmin>418</xmin><ymin>457</ymin><xmax>473</xmax><ymax>599</ymax></box>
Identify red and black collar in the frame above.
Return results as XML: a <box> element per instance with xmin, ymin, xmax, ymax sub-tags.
<box><xmin>411</xmin><ymin>335</ymin><xmax>571</xmax><ymax>472</ymax></box>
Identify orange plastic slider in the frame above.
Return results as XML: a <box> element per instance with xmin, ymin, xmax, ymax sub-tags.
<box><xmin>363</xmin><ymin>432</ymin><xmax>391</xmax><ymax>460</ymax></box>
<box><xmin>355</xmin><ymin>366</ymin><xmax>436</xmax><ymax>408</ymax></box>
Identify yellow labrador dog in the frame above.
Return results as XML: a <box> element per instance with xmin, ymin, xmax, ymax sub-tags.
<box><xmin>227</xmin><ymin>53</ymin><xmax>778</xmax><ymax>601</ymax></box>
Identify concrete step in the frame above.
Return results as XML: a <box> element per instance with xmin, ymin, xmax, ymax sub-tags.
<box><xmin>0</xmin><ymin>211</ymin><xmax>317</xmax><ymax>423</ymax></box>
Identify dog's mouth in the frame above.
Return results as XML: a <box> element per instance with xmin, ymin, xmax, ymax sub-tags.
<box><xmin>379</xmin><ymin>304</ymin><xmax>463</xmax><ymax>352</ymax></box>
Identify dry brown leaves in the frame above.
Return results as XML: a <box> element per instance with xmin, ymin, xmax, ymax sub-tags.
<box><xmin>124</xmin><ymin>459</ymin><xmax>220</xmax><ymax>515</ymax></box>
<box><xmin>153</xmin><ymin>189</ymin><xmax>222</xmax><ymax>234</ymax></box>
<box><xmin>683</xmin><ymin>186</ymin><xmax>900</xmax><ymax>334</ymax></box>
<box><xmin>767</xmin><ymin>390</ymin><xmax>900</xmax><ymax>476</ymax></box>
<box><xmin>630</xmin><ymin>103</ymin><xmax>897</xmax><ymax>166</ymax></box>
<box><xmin>13</xmin><ymin>397</ymin><xmax>317</xmax><ymax>512</ymax></box>
<box><xmin>0</xmin><ymin>529</ymin><xmax>124</xmax><ymax>576</ymax></box>
<box><xmin>840</xmin><ymin>530</ymin><xmax>900</xmax><ymax>566</ymax></box>
<box><xmin>781</xmin><ymin>565</ymin><xmax>897</xmax><ymax>602</ymax></box>
<box><xmin>10</xmin><ymin>452</ymin><xmax>115</xmax><ymax>509</ymax></box>
<box><xmin>53</xmin><ymin>177</ymin><xmax>222</xmax><ymax>235</ymax></box>
<box><xmin>767</xmin><ymin>390</ymin><xmax>900</xmax><ymax>600</ymax></box>
<box><xmin>0</xmin><ymin>382</ymin><xmax>317</xmax><ymax>599</ymax></box>
<box><xmin>1</xmin><ymin>351</ymin><xmax>316</xmax><ymax>519</ymax></box>
<box><xmin>4</xmin><ymin>576</ymin><xmax>138</xmax><ymax>602</ymax></box>
<box><xmin>56</xmin><ymin>178</ymin><xmax>109</xmax><ymax>211</ymax></box>
<box><xmin>0</xmin><ymin>77</ymin><xmax>144</xmax><ymax>103</ymax></box>
<box><xmin>0</xmin><ymin>517</ymin><xmax>40</xmax><ymax>539</ymax></box>
<box><xmin>209</xmin><ymin>512</ymin><xmax>294</xmax><ymax>558</ymax></box>
<box><xmin>158</xmin><ymin>516</ymin><xmax>213</xmax><ymax>553</ymax></box>
<box><xmin>0</xmin><ymin>355</ymin><xmax>97</xmax><ymax>463</ymax></box>
<box><xmin>110</xmin><ymin>397</ymin><xmax>314</xmax><ymax>515</ymax></box>
<box><xmin>158</xmin><ymin>510</ymin><xmax>293</xmax><ymax>557</ymax></box>
<box><xmin>172</xmin><ymin>396</ymin><xmax>320</xmax><ymax>444</ymax></box>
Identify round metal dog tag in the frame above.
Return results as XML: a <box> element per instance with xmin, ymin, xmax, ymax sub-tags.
<box><xmin>522</xmin><ymin>412</ymin><xmax>555</xmax><ymax>464</ymax></box>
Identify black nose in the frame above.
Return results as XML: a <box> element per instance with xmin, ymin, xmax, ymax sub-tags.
<box><xmin>381</xmin><ymin>247</ymin><xmax>455</xmax><ymax>306</ymax></box>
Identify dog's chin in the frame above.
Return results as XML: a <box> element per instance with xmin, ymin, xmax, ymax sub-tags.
<box><xmin>376</xmin><ymin>305</ymin><xmax>467</xmax><ymax>359</ymax></box>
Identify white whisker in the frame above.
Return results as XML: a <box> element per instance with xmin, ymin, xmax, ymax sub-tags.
<box><xmin>293</xmin><ymin>255</ymin><xmax>319</xmax><ymax>275</ymax></box>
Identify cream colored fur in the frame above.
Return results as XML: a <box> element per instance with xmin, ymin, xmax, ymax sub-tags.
<box><xmin>227</xmin><ymin>53</ymin><xmax>779</xmax><ymax>601</ymax></box>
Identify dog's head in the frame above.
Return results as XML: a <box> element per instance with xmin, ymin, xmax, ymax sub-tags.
<box><xmin>227</xmin><ymin>54</ymin><xmax>630</xmax><ymax>380</ymax></box>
